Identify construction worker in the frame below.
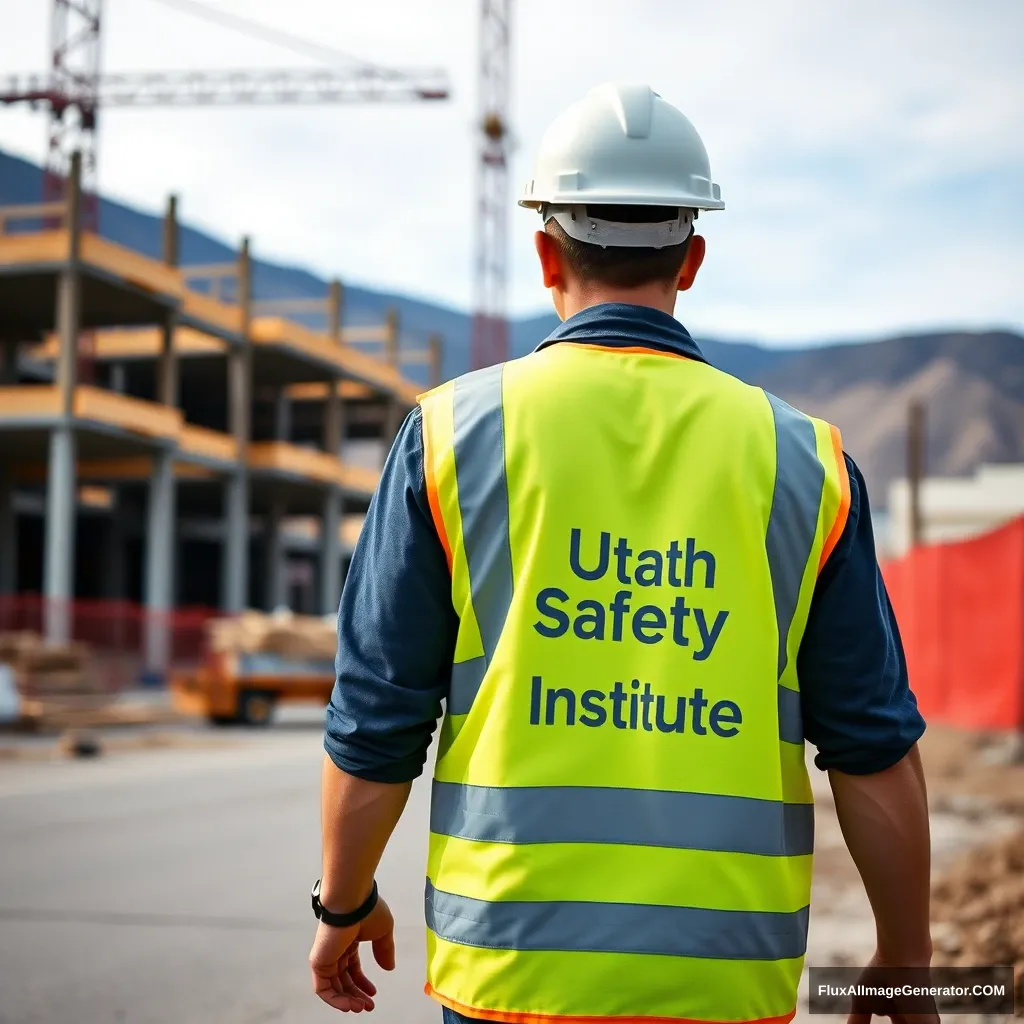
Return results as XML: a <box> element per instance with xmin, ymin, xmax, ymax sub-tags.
<box><xmin>309</xmin><ymin>83</ymin><xmax>933</xmax><ymax>1023</ymax></box>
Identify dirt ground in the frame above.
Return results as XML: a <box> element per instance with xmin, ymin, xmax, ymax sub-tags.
<box><xmin>802</xmin><ymin>725</ymin><xmax>1024</xmax><ymax>1018</ymax></box>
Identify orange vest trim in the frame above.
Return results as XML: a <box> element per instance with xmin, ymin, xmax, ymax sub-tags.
<box><xmin>420</xmin><ymin>405</ymin><xmax>453</xmax><ymax>571</ymax></box>
<box><xmin>559</xmin><ymin>342</ymin><xmax>695</xmax><ymax>362</ymax></box>
<box><xmin>818</xmin><ymin>423</ymin><xmax>852</xmax><ymax>573</ymax></box>
<box><xmin>425</xmin><ymin>984</ymin><xmax>798</xmax><ymax>1024</ymax></box>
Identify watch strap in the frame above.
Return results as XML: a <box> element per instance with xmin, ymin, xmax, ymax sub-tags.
<box><xmin>312</xmin><ymin>879</ymin><xmax>379</xmax><ymax>928</ymax></box>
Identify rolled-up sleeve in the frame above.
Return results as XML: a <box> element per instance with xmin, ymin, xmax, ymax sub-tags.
<box><xmin>324</xmin><ymin>407</ymin><xmax>458</xmax><ymax>783</ymax></box>
<box><xmin>797</xmin><ymin>455</ymin><xmax>926</xmax><ymax>774</ymax></box>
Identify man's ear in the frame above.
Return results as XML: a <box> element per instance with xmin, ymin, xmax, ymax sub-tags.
<box><xmin>535</xmin><ymin>230</ymin><xmax>564</xmax><ymax>291</ymax></box>
<box><xmin>677</xmin><ymin>234</ymin><xmax>706</xmax><ymax>292</ymax></box>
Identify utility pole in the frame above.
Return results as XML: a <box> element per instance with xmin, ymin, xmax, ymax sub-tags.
<box><xmin>907</xmin><ymin>400</ymin><xmax>926</xmax><ymax>550</ymax></box>
<box><xmin>470</xmin><ymin>0</ymin><xmax>512</xmax><ymax>370</ymax></box>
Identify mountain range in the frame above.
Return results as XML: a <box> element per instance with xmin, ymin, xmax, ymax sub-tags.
<box><xmin>2</xmin><ymin>147</ymin><xmax>1021</xmax><ymax>509</ymax></box>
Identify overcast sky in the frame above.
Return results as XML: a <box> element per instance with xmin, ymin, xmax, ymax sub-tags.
<box><xmin>1</xmin><ymin>0</ymin><xmax>1022</xmax><ymax>343</ymax></box>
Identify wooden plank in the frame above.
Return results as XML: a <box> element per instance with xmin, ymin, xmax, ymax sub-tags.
<box><xmin>80</xmin><ymin>234</ymin><xmax>183</xmax><ymax>299</ymax></box>
<box><xmin>341</xmin><ymin>325</ymin><xmax>389</xmax><ymax>343</ymax></box>
<box><xmin>179</xmin><ymin>424</ymin><xmax>239</xmax><ymax>463</ymax></box>
<box><xmin>29</xmin><ymin>325</ymin><xmax>226</xmax><ymax>362</ymax></box>
<box><xmin>0</xmin><ymin>202</ymin><xmax>67</xmax><ymax>232</ymax></box>
<box><xmin>247</xmin><ymin>441</ymin><xmax>347</xmax><ymax>488</ymax></box>
<box><xmin>73</xmin><ymin>386</ymin><xmax>183</xmax><ymax>440</ymax></box>
<box><xmin>0</xmin><ymin>385</ymin><xmax>61</xmax><ymax>420</ymax></box>
<box><xmin>339</xmin><ymin>462</ymin><xmax>381</xmax><ymax>497</ymax></box>
<box><xmin>0</xmin><ymin>230</ymin><xmax>67</xmax><ymax>269</ymax></box>
<box><xmin>286</xmin><ymin>380</ymin><xmax>375</xmax><ymax>402</ymax></box>
<box><xmin>181</xmin><ymin>289</ymin><xmax>244</xmax><ymax>336</ymax></box>
<box><xmin>252</xmin><ymin>316</ymin><xmax>419</xmax><ymax>405</ymax></box>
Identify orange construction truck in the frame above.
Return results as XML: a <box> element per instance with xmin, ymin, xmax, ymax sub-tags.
<box><xmin>172</xmin><ymin>651</ymin><xmax>336</xmax><ymax>726</ymax></box>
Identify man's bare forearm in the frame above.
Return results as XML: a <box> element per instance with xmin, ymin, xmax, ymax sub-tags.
<box><xmin>319</xmin><ymin>756</ymin><xmax>412</xmax><ymax>913</ymax></box>
<box><xmin>829</xmin><ymin>744</ymin><xmax>932</xmax><ymax>965</ymax></box>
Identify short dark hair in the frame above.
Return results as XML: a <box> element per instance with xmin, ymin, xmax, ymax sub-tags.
<box><xmin>545</xmin><ymin>205</ymin><xmax>693</xmax><ymax>289</ymax></box>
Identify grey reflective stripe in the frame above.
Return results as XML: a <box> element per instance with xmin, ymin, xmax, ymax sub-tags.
<box><xmin>431</xmin><ymin>780</ymin><xmax>814</xmax><ymax>857</ymax></box>
<box><xmin>777</xmin><ymin>683</ymin><xmax>803</xmax><ymax>746</ymax></box>
<box><xmin>426</xmin><ymin>880</ymin><xmax>809</xmax><ymax>961</ymax></box>
<box><xmin>451</xmin><ymin>364</ymin><xmax>514</xmax><ymax>711</ymax></box>
<box><xmin>448</xmin><ymin>657</ymin><xmax>486</xmax><ymax>716</ymax></box>
<box><xmin>765</xmin><ymin>393</ymin><xmax>823</xmax><ymax>747</ymax></box>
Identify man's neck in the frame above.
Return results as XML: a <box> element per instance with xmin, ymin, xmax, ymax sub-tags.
<box><xmin>558</xmin><ymin>285</ymin><xmax>677</xmax><ymax>321</ymax></box>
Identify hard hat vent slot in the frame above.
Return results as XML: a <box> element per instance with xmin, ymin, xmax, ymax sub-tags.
<box><xmin>609</xmin><ymin>83</ymin><xmax>655</xmax><ymax>139</ymax></box>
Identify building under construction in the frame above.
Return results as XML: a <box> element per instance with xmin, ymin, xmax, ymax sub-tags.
<box><xmin>0</xmin><ymin>154</ymin><xmax>440</xmax><ymax>666</ymax></box>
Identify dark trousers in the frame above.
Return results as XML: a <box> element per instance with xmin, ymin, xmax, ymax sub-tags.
<box><xmin>441</xmin><ymin>1008</ymin><xmax>477</xmax><ymax>1023</ymax></box>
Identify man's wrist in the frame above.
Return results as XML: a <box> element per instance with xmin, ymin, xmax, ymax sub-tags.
<box><xmin>875</xmin><ymin>938</ymin><xmax>933</xmax><ymax>968</ymax></box>
<box><xmin>318</xmin><ymin>880</ymin><xmax>376</xmax><ymax>916</ymax></box>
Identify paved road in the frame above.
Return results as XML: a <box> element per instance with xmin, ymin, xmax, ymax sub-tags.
<box><xmin>0</xmin><ymin>720</ymin><xmax>438</xmax><ymax>1024</ymax></box>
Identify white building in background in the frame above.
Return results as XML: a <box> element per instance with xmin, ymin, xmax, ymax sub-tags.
<box><xmin>887</xmin><ymin>463</ymin><xmax>1024</xmax><ymax>558</ymax></box>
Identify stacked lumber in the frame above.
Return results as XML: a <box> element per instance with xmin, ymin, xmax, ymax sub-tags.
<box><xmin>207</xmin><ymin>611</ymin><xmax>336</xmax><ymax>661</ymax></box>
<box><xmin>0</xmin><ymin>632</ymin><xmax>101</xmax><ymax>698</ymax></box>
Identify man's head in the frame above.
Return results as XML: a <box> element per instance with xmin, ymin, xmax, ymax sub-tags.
<box><xmin>535</xmin><ymin>205</ymin><xmax>706</xmax><ymax>319</ymax></box>
<box><xmin>520</xmin><ymin>83</ymin><xmax>723</xmax><ymax>320</ymax></box>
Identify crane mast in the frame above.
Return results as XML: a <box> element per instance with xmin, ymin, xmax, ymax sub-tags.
<box><xmin>470</xmin><ymin>0</ymin><xmax>512</xmax><ymax>370</ymax></box>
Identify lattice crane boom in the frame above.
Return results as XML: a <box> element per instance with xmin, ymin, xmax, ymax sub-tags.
<box><xmin>0</xmin><ymin>0</ymin><xmax>451</xmax><ymax>222</ymax></box>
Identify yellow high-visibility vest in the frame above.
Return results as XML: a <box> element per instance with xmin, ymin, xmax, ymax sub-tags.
<box><xmin>418</xmin><ymin>340</ymin><xmax>850</xmax><ymax>1024</ymax></box>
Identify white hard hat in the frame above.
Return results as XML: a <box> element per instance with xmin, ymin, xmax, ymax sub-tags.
<box><xmin>520</xmin><ymin>83</ymin><xmax>723</xmax><ymax>248</ymax></box>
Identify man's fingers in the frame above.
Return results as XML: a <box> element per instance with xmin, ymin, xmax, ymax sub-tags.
<box><xmin>348</xmin><ymin>959</ymin><xmax>378</xmax><ymax>998</ymax></box>
<box><xmin>372</xmin><ymin>930</ymin><xmax>396</xmax><ymax>972</ymax></box>
<box><xmin>312</xmin><ymin>966</ymin><xmax>370</xmax><ymax>1012</ymax></box>
<box><xmin>340</xmin><ymin>968</ymin><xmax>374</xmax><ymax>1012</ymax></box>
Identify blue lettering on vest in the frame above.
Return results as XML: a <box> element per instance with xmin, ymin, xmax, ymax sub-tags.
<box><xmin>531</xmin><ymin>530</ymin><xmax>730</xmax><ymax>660</ymax></box>
<box><xmin>531</xmin><ymin>675</ymin><xmax>743</xmax><ymax>737</ymax></box>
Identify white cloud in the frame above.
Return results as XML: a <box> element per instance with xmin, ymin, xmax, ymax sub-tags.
<box><xmin>0</xmin><ymin>0</ymin><xmax>1021</xmax><ymax>342</ymax></box>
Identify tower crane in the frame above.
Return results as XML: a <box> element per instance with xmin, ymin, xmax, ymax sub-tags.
<box><xmin>470</xmin><ymin>0</ymin><xmax>511</xmax><ymax>370</ymax></box>
<box><xmin>0</xmin><ymin>0</ymin><xmax>450</xmax><ymax>222</ymax></box>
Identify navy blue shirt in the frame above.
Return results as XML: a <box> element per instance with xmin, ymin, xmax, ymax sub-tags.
<box><xmin>325</xmin><ymin>304</ymin><xmax>925</xmax><ymax>781</ymax></box>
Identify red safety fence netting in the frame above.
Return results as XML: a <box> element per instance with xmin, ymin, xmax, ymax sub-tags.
<box><xmin>883</xmin><ymin>516</ymin><xmax>1024</xmax><ymax>731</ymax></box>
<box><xmin>0</xmin><ymin>596</ymin><xmax>222</xmax><ymax>691</ymax></box>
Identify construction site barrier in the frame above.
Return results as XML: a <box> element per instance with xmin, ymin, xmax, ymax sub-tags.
<box><xmin>0</xmin><ymin>596</ymin><xmax>220</xmax><ymax>692</ymax></box>
<box><xmin>883</xmin><ymin>515</ymin><xmax>1024</xmax><ymax>731</ymax></box>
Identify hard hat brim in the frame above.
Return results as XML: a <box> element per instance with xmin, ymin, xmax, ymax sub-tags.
<box><xmin>519</xmin><ymin>192</ymin><xmax>724</xmax><ymax>212</ymax></box>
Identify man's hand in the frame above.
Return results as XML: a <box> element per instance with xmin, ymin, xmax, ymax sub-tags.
<box><xmin>309</xmin><ymin>898</ymin><xmax>396</xmax><ymax>1013</ymax></box>
<box><xmin>846</xmin><ymin>950</ymin><xmax>939</xmax><ymax>1024</ymax></box>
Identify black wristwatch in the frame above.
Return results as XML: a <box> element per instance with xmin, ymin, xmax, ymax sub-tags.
<box><xmin>311</xmin><ymin>879</ymin><xmax>379</xmax><ymax>928</ymax></box>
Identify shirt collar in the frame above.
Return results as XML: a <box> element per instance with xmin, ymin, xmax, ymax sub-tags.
<box><xmin>535</xmin><ymin>302</ymin><xmax>707</xmax><ymax>363</ymax></box>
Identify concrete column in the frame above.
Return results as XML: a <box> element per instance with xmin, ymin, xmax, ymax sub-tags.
<box><xmin>44</xmin><ymin>427</ymin><xmax>76</xmax><ymax>642</ymax></box>
<box><xmin>428</xmin><ymin>333</ymin><xmax>443</xmax><ymax>389</ymax></box>
<box><xmin>328</xmin><ymin>279</ymin><xmax>344</xmax><ymax>341</ymax></box>
<box><xmin>320</xmin><ymin>488</ymin><xmax>343</xmax><ymax>615</ymax></box>
<box><xmin>324</xmin><ymin>384</ymin><xmax>344</xmax><ymax>457</ymax></box>
<box><xmin>0</xmin><ymin>465</ymin><xmax>16</xmax><ymax>595</ymax></box>
<box><xmin>384</xmin><ymin>398</ymin><xmax>404</xmax><ymax>449</ymax></box>
<box><xmin>384</xmin><ymin>306</ymin><xmax>400</xmax><ymax>368</ymax></box>
<box><xmin>264</xmin><ymin>498</ymin><xmax>287</xmax><ymax>612</ymax></box>
<box><xmin>0</xmin><ymin>340</ymin><xmax>18</xmax><ymax>385</ymax></box>
<box><xmin>103</xmin><ymin>489</ymin><xmax>126</xmax><ymax>600</ymax></box>
<box><xmin>144</xmin><ymin>449</ymin><xmax>176</xmax><ymax>673</ymax></box>
<box><xmin>222</xmin><ymin>236</ymin><xmax>252</xmax><ymax>613</ymax></box>
<box><xmin>157</xmin><ymin>313</ymin><xmax>179</xmax><ymax>408</ymax></box>
<box><xmin>56</xmin><ymin>151</ymin><xmax>83</xmax><ymax>417</ymax></box>
<box><xmin>274</xmin><ymin>391</ymin><xmax>292</xmax><ymax>442</ymax></box>
<box><xmin>44</xmin><ymin>153</ymin><xmax>83</xmax><ymax>642</ymax></box>
<box><xmin>163</xmin><ymin>195</ymin><xmax>180</xmax><ymax>267</ymax></box>
<box><xmin>221</xmin><ymin>472</ymin><xmax>249</xmax><ymax>612</ymax></box>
